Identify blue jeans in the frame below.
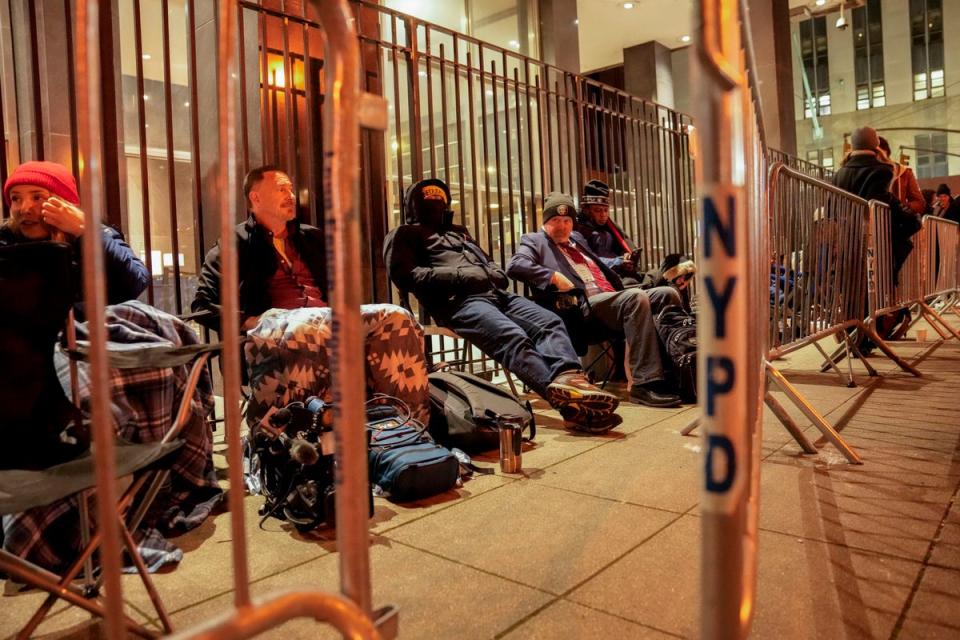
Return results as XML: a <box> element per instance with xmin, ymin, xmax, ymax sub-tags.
<box><xmin>442</xmin><ymin>290</ymin><xmax>581</xmax><ymax>398</ymax></box>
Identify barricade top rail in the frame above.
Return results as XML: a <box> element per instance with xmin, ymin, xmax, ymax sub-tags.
<box><xmin>766</xmin><ymin>162</ymin><xmax>871</xmax><ymax>356</ymax></box>
<box><xmin>768</xmin><ymin>162</ymin><xmax>866</xmax><ymax>205</ymax></box>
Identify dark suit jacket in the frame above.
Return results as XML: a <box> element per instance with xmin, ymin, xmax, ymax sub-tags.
<box><xmin>506</xmin><ymin>230</ymin><xmax>623</xmax><ymax>355</ymax></box>
<box><xmin>506</xmin><ymin>229</ymin><xmax>625</xmax><ymax>293</ymax></box>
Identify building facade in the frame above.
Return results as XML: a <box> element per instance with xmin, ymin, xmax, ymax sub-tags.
<box><xmin>792</xmin><ymin>0</ymin><xmax>960</xmax><ymax>183</ymax></box>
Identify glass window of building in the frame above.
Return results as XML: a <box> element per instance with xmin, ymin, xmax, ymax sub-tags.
<box><xmin>914</xmin><ymin>133</ymin><xmax>948</xmax><ymax>179</ymax></box>
<box><xmin>910</xmin><ymin>0</ymin><xmax>944</xmax><ymax>101</ymax></box>
<box><xmin>853</xmin><ymin>0</ymin><xmax>884</xmax><ymax>110</ymax></box>
<box><xmin>806</xmin><ymin>147</ymin><xmax>834</xmax><ymax>170</ymax></box>
<box><xmin>800</xmin><ymin>16</ymin><xmax>830</xmax><ymax>118</ymax></box>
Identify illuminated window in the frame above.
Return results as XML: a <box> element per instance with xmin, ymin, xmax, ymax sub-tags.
<box><xmin>853</xmin><ymin>0</ymin><xmax>884</xmax><ymax>109</ymax></box>
<box><xmin>910</xmin><ymin>0</ymin><xmax>944</xmax><ymax>101</ymax></box>
<box><xmin>800</xmin><ymin>17</ymin><xmax>830</xmax><ymax>119</ymax></box>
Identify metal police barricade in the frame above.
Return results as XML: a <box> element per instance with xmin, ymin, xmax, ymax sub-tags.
<box><xmin>694</xmin><ymin>0</ymin><xmax>765</xmax><ymax>637</ymax></box>
<box><xmin>73</xmin><ymin>1</ymin><xmax>395</xmax><ymax>638</ymax></box>
<box><xmin>762</xmin><ymin>164</ymin><xmax>866</xmax><ymax>464</ymax></box>
<box><xmin>864</xmin><ymin>203</ymin><xmax>954</xmax><ymax>373</ymax></box>
<box><xmin>916</xmin><ymin>216</ymin><xmax>960</xmax><ymax>343</ymax></box>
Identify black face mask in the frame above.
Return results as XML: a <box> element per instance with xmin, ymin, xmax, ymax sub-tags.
<box><xmin>418</xmin><ymin>200</ymin><xmax>452</xmax><ymax>227</ymax></box>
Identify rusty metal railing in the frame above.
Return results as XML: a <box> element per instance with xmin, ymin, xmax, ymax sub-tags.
<box><xmin>73</xmin><ymin>0</ymin><xmax>395</xmax><ymax>638</ymax></box>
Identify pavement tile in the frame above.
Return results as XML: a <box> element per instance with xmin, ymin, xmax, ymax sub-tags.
<box><xmin>929</xmin><ymin>499</ymin><xmax>960</xmax><ymax>571</ymax></box>
<box><xmin>536</xmin><ymin>423</ymin><xmax>701</xmax><ymax>513</ymax></box>
<box><xmin>385</xmin><ymin>482</ymin><xmax>679</xmax><ymax>594</ymax></box>
<box><xmin>122</xmin><ymin>494</ymin><xmax>334</xmax><ymax>616</ymax></box>
<box><xmin>898</xmin><ymin>566</ymin><xmax>960</xmax><ymax>640</ymax></box>
<box><xmin>757</xmin><ymin>460</ymin><xmax>952</xmax><ymax>562</ymax></box>
<box><xmin>568</xmin><ymin>515</ymin><xmax>921</xmax><ymax>639</ymax></box>
<box><xmin>500</xmin><ymin>598</ymin><xmax>679</xmax><ymax>639</ymax></box>
<box><xmin>370</xmin><ymin>470</ymin><xmax>515</xmax><ymax>535</ymax></box>
<box><xmin>167</xmin><ymin>536</ymin><xmax>553</xmax><ymax>640</ymax></box>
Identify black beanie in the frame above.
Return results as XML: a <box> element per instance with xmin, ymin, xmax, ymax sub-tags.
<box><xmin>404</xmin><ymin>178</ymin><xmax>451</xmax><ymax>223</ymax></box>
<box><xmin>936</xmin><ymin>183</ymin><xmax>951</xmax><ymax>197</ymax></box>
<box><xmin>542</xmin><ymin>192</ymin><xmax>576</xmax><ymax>224</ymax></box>
<box><xmin>581</xmin><ymin>179</ymin><xmax>610</xmax><ymax>207</ymax></box>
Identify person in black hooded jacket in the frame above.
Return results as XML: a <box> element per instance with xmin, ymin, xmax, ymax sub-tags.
<box><xmin>385</xmin><ymin>178</ymin><xmax>621</xmax><ymax>432</ymax></box>
<box><xmin>832</xmin><ymin>126</ymin><xmax>920</xmax><ymax>282</ymax></box>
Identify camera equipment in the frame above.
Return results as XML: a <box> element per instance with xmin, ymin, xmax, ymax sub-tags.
<box><xmin>255</xmin><ymin>399</ymin><xmax>343</xmax><ymax>531</ymax></box>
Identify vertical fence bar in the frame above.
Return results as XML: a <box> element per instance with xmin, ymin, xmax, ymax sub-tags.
<box><xmin>216</xmin><ymin>0</ymin><xmax>250</xmax><ymax>610</ymax></box>
<box><xmin>75</xmin><ymin>0</ymin><xmax>123</xmax><ymax>636</ymax></box>
<box><xmin>160</xmin><ymin>0</ymin><xmax>183</xmax><ymax>314</ymax></box>
<box><xmin>132</xmin><ymin>0</ymin><xmax>155</xmax><ymax>304</ymax></box>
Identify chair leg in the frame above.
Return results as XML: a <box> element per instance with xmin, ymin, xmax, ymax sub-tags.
<box><xmin>0</xmin><ymin>551</ymin><xmax>157</xmax><ymax>640</ymax></box>
<box><xmin>119</xmin><ymin>518</ymin><xmax>173</xmax><ymax>634</ymax></box>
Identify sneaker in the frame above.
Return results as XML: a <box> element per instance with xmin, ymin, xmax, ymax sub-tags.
<box><xmin>559</xmin><ymin>406</ymin><xmax>623</xmax><ymax>434</ymax></box>
<box><xmin>547</xmin><ymin>370</ymin><xmax>620</xmax><ymax>415</ymax></box>
<box><xmin>629</xmin><ymin>383</ymin><xmax>682</xmax><ymax>408</ymax></box>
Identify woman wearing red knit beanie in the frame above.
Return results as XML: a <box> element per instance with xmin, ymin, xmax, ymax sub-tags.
<box><xmin>0</xmin><ymin>160</ymin><xmax>149</xmax><ymax>305</ymax></box>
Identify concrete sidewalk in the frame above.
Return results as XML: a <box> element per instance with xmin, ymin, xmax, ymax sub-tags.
<box><xmin>4</xmin><ymin>323</ymin><xmax>960</xmax><ymax>639</ymax></box>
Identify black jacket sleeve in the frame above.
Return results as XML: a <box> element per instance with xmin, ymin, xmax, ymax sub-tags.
<box><xmin>191</xmin><ymin>242</ymin><xmax>225</xmax><ymax>331</ymax></box>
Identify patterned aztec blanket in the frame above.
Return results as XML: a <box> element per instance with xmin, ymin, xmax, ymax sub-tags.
<box><xmin>244</xmin><ymin>304</ymin><xmax>430</xmax><ymax>431</ymax></box>
<box><xmin>2</xmin><ymin>301</ymin><xmax>222</xmax><ymax>574</ymax></box>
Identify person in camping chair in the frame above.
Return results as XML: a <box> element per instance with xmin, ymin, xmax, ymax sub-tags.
<box><xmin>575</xmin><ymin>179</ymin><xmax>644</xmax><ymax>285</ymax></box>
<box><xmin>192</xmin><ymin>165</ymin><xmax>430</xmax><ymax>427</ymax></box>
<box><xmin>385</xmin><ymin>178</ymin><xmax>621</xmax><ymax>433</ymax></box>
<box><xmin>507</xmin><ymin>192</ymin><xmax>685</xmax><ymax>408</ymax></box>
<box><xmin>1</xmin><ymin>161</ymin><xmax>220</xmax><ymax>576</ymax></box>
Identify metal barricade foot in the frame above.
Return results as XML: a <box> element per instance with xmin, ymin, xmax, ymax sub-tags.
<box><xmin>763</xmin><ymin>391</ymin><xmax>817</xmax><ymax>454</ymax></box>
<box><xmin>859</xmin><ymin>324</ymin><xmax>921</xmax><ymax>377</ymax></box>
<box><xmin>919</xmin><ymin>301</ymin><xmax>960</xmax><ymax>342</ymax></box>
<box><xmin>680</xmin><ymin>416</ymin><xmax>700</xmax><ymax>436</ymax></box>
<box><xmin>765</xmin><ymin>363</ymin><xmax>862</xmax><ymax>464</ymax></box>
<box><xmin>374</xmin><ymin>605</ymin><xmax>400</xmax><ymax>640</ymax></box>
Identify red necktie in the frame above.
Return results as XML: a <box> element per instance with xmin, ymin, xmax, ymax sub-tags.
<box><xmin>560</xmin><ymin>243</ymin><xmax>615</xmax><ymax>293</ymax></box>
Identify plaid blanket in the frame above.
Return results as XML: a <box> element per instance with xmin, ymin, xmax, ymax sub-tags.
<box><xmin>2</xmin><ymin>301</ymin><xmax>221</xmax><ymax>574</ymax></box>
<box><xmin>245</xmin><ymin>304</ymin><xmax>430</xmax><ymax>429</ymax></box>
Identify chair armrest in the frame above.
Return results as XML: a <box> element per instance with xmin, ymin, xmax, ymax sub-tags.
<box><xmin>67</xmin><ymin>339</ymin><xmax>234</xmax><ymax>370</ymax></box>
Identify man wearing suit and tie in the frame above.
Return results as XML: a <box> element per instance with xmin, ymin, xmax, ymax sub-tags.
<box><xmin>507</xmin><ymin>192</ymin><xmax>683</xmax><ymax>408</ymax></box>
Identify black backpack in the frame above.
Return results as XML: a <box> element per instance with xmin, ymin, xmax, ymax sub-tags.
<box><xmin>655</xmin><ymin>305</ymin><xmax>698</xmax><ymax>403</ymax></box>
<box><xmin>427</xmin><ymin>370</ymin><xmax>535</xmax><ymax>452</ymax></box>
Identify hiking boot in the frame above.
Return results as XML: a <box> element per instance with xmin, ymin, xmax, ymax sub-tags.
<box><xmin>559</xmin><ymin>407</ymin><xmax>623</xmax><ymax>434</ymax></box>
<box><xmin>546</xmin><ymin>370</ymin><xmax>620</xmax><ymax>415</ymax></box>
<box><xmin>629</xmin><ymin>382</ymin><xmax>682</xmax><ymax>408</ymax></box>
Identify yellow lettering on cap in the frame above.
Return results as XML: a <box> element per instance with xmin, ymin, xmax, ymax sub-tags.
<box><xmin>422</xmin><ymin>185</ymin><xmax>448</xmax><ymax>203</ymax></box>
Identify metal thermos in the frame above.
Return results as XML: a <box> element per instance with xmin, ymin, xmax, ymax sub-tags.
<box><xmin>498</xmin><ymin>415</ymin><xmax>524</xmax><ymax>473</ymax></box>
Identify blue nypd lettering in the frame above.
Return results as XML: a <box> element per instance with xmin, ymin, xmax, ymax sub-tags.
<box><xmin>705</xmin><ymin>434</ymin><xmax>736</xmax><ymax>493</ymax></box>
<box><xmin>702</xmin><ymin>194</ymin><xmax>740</xmax><ymax>497</ymax></box>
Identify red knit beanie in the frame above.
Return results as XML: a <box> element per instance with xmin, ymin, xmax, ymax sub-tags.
<box><xmin>4</xmin><ymin>161</ymin><xmax>80</xmax><ymax>206</ymax></box>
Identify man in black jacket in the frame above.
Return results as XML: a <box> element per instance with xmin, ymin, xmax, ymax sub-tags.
<box><xmin>833</xmin><ymin>126</ymin><xmax>920</xmax><ymax>282</ymax></box>
<box><xmin>386</xmin><ymin>178</ymin><xmax>621</xmax><ymax>432</ymax></box>
<box><xmin>507</xmin><ymin>192</ymin><xmax>683</xmax><ymax>408</ymax></box>
<box><xmin>193</xmin><ymin>165</ymin><xmax>430</xmax><ymax>426</ymax></box>
<box><xmin>575</xmin><ymin>179</ymin><xmax>641</xmax><ymax>284</ymax></box>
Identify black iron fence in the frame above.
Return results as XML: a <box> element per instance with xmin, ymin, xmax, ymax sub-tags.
<box><xmin>0</xmin><ymin>0</ymin><xmax>696</xmax><ymax>323</ymax></box>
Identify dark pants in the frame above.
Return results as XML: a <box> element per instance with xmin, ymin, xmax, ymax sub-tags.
<box><xmin>442</xmin><ymin>290</ymin><xmax>581</xmax><ymax>398</ymax></box>
<box><xmin>586</xmin><ymin>286</ymin><xmax>681</xmax><ymax>385</ymax></box>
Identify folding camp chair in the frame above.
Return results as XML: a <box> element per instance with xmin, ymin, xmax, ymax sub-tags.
<box><xmin>0</xmin><ymin>241</ymin><xmax>220</xmax><ymax>638</ymax></box>
<box><xmin>530</xmin><ymin>287</ymin><xmax>620</xmax><ymax>389</ymax></box>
